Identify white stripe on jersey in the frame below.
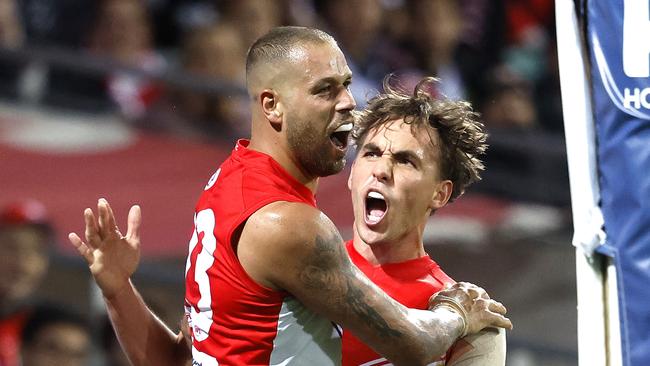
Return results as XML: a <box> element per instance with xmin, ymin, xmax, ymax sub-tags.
<box><xmin>269</xmin><ymin>296</ymin><xmax>341</xmax><ymax>365</ymax></box>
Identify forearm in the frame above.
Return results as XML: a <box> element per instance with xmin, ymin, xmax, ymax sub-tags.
<box><xmin>403</xmin><ymin>307</ymin><xmax>466</xmax><ymax>364</ymax></box>
<box><xmin>104</xmin><ymin>280</ymin><xmax>190</xmax><ymax>366</ymax></box>
<box><xmin>346</xmin><ymin>293</ymin><xmax>465</xmax><ymax>365</ymax></box>
<box><xmin>296</xmin><ymin>260</ymin><xmax>463</xmax><ymax>365</ymax></box>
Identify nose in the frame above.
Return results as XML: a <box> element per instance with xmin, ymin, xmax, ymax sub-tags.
<box><xmin>336</xmin><ymin>86</ymin><xmax>356</xmax><ymax>113</ymax></box>
<box><xmin>372</xmin><ymin>156</ymin><xmax>393</xmax><ymax>183</ymax></box>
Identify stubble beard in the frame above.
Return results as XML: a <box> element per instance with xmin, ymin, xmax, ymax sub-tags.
<box><xmin>287</xmin><ymin>119</ymin><xmax>346</xmax><ymax>178</ymax></box>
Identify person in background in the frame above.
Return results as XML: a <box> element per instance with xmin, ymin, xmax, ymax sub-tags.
<box><xmin>0</xmin><ymin>200</ymin><xmax>52</xmax><ymax>366</ymax></box>
<box><xmin>20</xmin><ymin>304</ymin><xmax>91</xmax><ymax>366</ymax></box>
<box><xmin>136</xmin><ymin>22</ymin><xmax>250</xmax><ymax>142</ymax></box>
<box><xmin>88</xmin><ymin>0</ymin><xmax>165</xmax><ymax>118</ymax></box>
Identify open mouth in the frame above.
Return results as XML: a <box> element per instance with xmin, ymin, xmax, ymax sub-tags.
<box><xmin>365</xmin><ymin>191</ymin><xmax>388</xmax><ymax>225</ymax></box>
<box><xmin>330</xmin><ymin>122</ymin><xmax>353</xmax><ymax>150</ymax></box>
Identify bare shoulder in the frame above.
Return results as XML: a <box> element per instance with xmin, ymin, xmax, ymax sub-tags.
<box><xmin>237</xmin><ymin>201</ymin><xmax>345</xmax><ymax>290</ymax></box>
<box><xmin>245</xmin><ymin>201</ymin><xmax>335</xmax><ymax>246</ymax></box>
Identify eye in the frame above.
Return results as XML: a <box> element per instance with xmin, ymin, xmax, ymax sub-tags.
<box><xmin>316</xmin><ymin>85</ymin><xmax>332</xmax><ymax>95</ymax></box>
<box><xmin>363</xmin><ymin>150</ymin><xmax>379</xmax><ymax>158</ymax></box>
<box><xmin>397</xmin><ymin>156</ymin><xmax>415</xmax><ymax>167</ymax></box>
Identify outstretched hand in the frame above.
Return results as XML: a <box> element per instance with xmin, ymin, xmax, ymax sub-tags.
<box><xmin>68</xmin><ymin>198</ymin><xmax>141</xmax><ymax>300</ymax></box>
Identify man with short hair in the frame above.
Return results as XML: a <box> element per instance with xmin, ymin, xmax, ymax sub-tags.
<box><xmin>69</xmin><ymin>26</ymin><xmax>511</xmax><ymax>366</ymax></box>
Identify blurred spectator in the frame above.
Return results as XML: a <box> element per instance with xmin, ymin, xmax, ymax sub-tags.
<box><xmin>0</xmin><ymin>200</ymin><xmax>52</xmax><ymax>366</ymax></box>
<box><xmin>137</xmin><ymin>22</ymin><xmax>250</xmax><ymax>142</ymax></box>
<box><xmin>0</xmin><ymin>0</ymin><xmax>25</xmax><ymax>98</ymax></box>
<box><xmin>88</xmin><ymin>0</ymin><xmax>165</xmax><ymax>119</ymax></box>
<box><xmin>18</xmin><ymin>0</ymin><xmax>95</xmax><ymax>47</ymax></box>
<box><xmin>20</xmin><ymin>305</ymin><xmax>90</xmax><ymax>366</ymax></box>
<box><xmin>481</xmin><ymin>65</ymin><xmax>538</xmax><ymax>130</ymax></box>
<box><xmin>218</xmin><ymin>0</ymin><xmax>284</xmax><ymax>48</ymax></box>
<box><xmin>315</xmin><ymin>0</ymin><xmax>394</xmax><ymax>104</ymax></box>
<box><xmin>0</xmin><ymin>0</ymin><xmax>23</xmax><ymax>48</ymax></box>
<box><xmin>408</xmin><ymin>0</ymin><xmax>467</xmax><ymax>100</ymax></box>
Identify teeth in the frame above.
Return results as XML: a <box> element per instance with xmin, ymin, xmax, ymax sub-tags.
<box><xmin>334</xmin><ymin>123</ymin><xmax>353</xmax><ymax>133</ymax></box>
<box><xmin>368</xmin><ymin>191</ymin><xmax>384</xmax><ymax>200</ymax></box>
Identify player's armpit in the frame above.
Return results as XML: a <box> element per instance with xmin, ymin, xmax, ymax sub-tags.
<box><xmin>237</xmin><ymin>202</ymin><xmax>464</xmax><ymax>366</ymax></box>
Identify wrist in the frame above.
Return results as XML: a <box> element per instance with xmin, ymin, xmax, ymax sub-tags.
<box><xmin>430</xmin><ymin>295</ymin><xmax>469</xmax><ymax>339</ymax></box>
<box><xmin>103</xmin><ymin>279</ymin><xmax>134</xmax><ymax>303</ymax></box>
<box><xmin>432</xmin><ymin>303</ymin><xmax>467</xmax><ymax>340</ymax></box>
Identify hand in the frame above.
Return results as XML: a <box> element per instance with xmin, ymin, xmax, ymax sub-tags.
<box><xmin>429</xmin><ymin>282</ymin><xmax>513</xmax><ymax>337</ymax></box>
<box><xmin>68</xmin><ymin>198</ymin><xmax>141</xmax><ymax>299</ymax></box>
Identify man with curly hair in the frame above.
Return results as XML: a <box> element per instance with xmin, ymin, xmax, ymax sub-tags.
<box><xmin>342</xmin><ymin>76</ymin><xmax>505</xmax><ymax>365</ymax></box>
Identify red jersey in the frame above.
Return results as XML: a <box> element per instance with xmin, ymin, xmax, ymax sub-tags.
<box><xmin>184</xmin><ymin>140</ymin><xmax>341</xmax><ymax>366</ymax></box>
<box><xmin>342</xmin><ymin>240</ymin><xmax>455</xmax><ymax>366</ymax></box>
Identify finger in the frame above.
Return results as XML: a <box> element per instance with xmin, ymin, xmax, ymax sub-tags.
<box><xmin>487</xmin><ymin>300</ymin><xmax>507</xmax><ymax>315</ymax></box>
<box><xmin>84</xmin><ymin>208</ymin><xmax>100</xmax><ymax>248</ymax></box>
<box><xmin>68</xmin><ymin>232</ymin><xmax>94</xmax><ymax>265</ymax></box>
<box><xmin>103</xmin><ymin>198</ymin><xmax>121</xmax><ymax>235</ymax></box>
<box><xmin>126</xmin><ymin>205</ymin><xmax>142</xmax><ymax>242</ymax></box>
<box><xmin>488</xmin><ymin>313</ymin><xmax>513</xmax><ymax>330</ymax></box>
<box><xmin>98</xmin><ymin>198</ymin><xmax>118</xmax><ymax>238</ymax></box>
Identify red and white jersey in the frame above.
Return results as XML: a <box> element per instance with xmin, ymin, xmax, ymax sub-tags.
<box><xmin>342</xmin><ymin>241</ymin><xmax>455</xmax><ymax>366</ymax></box>
<box><xmin>184</xmin><ymin>140</ymin><xmax>341</xmax><ymax>366</ymax></box>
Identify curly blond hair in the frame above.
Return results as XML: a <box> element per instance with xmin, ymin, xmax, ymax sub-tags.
<box><xmin>352</xmin><ymin>76</ymin><xmax>488</xmax><ymax>202</ymax></box>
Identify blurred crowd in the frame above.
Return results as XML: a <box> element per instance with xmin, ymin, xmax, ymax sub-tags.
<box><xmin>0</xmin><ymin>200</ymin><xmax>178</xmax><ymax>366</ymax></box>
<box><xmin>0</xmin><ymin>0</ymin><xmax>562</xmax><ymax>144</ymax></box>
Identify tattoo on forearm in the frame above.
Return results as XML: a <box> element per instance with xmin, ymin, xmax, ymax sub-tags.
<box><xmin>342</xmin><ymin>275</ymin><xmax>403</xmax><ymax>339</ymax></box>
<box><xmin>299</xmin><ymin>232</ymin><xmax>403</xmax><ymax>340</ymax></box>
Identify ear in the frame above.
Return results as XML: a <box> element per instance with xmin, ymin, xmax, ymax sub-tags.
<box><xmin>430</xmin><ymin>180</ymin><xmax>453</xmax><ymax>210</ymax></box>
<box><xmin>260</xmin><ymin>89</ymin><xmax>283</xmax><ymax>128</ymax></box>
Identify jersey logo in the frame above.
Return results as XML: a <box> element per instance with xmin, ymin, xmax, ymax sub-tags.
<box><xmin>204</xmin><ymin>169</ymin><xmax>221</xmax><ymax>190</ymax></box>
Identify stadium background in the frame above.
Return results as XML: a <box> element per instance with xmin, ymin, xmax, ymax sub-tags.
<box><xmin>0</xmin><ymin>0</ymin><xmax>575</xmax><ymax>365</ymax></box>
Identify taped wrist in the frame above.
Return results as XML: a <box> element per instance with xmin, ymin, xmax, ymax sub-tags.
<box><xmin>431</xmin><ymin>294</ymin><xmax>469</xmax><ymax>339</ymax></box>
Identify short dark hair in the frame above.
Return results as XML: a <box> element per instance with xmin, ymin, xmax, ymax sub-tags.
<box><xmin>245</xmin><ymin>26</ymin><xmax>336</xmax><ymax>86</ymax></box>
<box><xmin>22</xmin><ymin>304</ymin><xmax>89</xmax><ymax>346</ymax></box>
<box><xmin>353</xmin><ymin>76</ymin><xmax>488</xmax><ymax>202</ymax></box>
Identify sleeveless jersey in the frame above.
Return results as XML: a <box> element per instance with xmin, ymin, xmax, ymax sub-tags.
<box><xmin>342</xmin><ymin>240</ymin><xmax>455</xmax><ymax>366</ymax></box>
<box><xmin>184</xmin><ymin>140</ymin><xmax>341</xmax><ymax>366</ymax></box>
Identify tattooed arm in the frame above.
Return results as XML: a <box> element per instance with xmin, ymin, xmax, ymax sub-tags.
<box><xmin>238</xmin><ymin>202</ymin><xmax>512</xmax><ymax>366</ymax></box>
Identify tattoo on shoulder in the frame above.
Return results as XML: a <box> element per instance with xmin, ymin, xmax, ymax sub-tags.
<box><xmin>299</xmin><ymin>232</ymin><xmax>403</xmax><ymax>339</ymax></box>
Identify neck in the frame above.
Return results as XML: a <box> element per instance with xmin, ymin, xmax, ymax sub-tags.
<box><xmin>248</xmin><ymin>131</ymin><xmax>319</xmax><ymax>193</ymax></box>
<box><xmin>352</xmin><ymin>229</ymin><xmax>426</xmax><ymax>266</ymax></box>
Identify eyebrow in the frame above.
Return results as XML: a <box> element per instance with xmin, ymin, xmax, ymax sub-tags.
<box><xmin>361</xmin><ymin>142</ymin><xmax>422</xmax><ymax>163</ymax></box>
<box><xmin>309</xmin><ymin>74</ymin><xmax>353</xmax><ymax>92</ymax></box>
<box><xmin>393</xmin><ymin>150</ymin><xmax>421</xmax><ymax>164</ymax></box>
<box><xmin>360</xmin><ymin>142</ymin><xmax>381</xmax><ymax>152</ymax></box>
